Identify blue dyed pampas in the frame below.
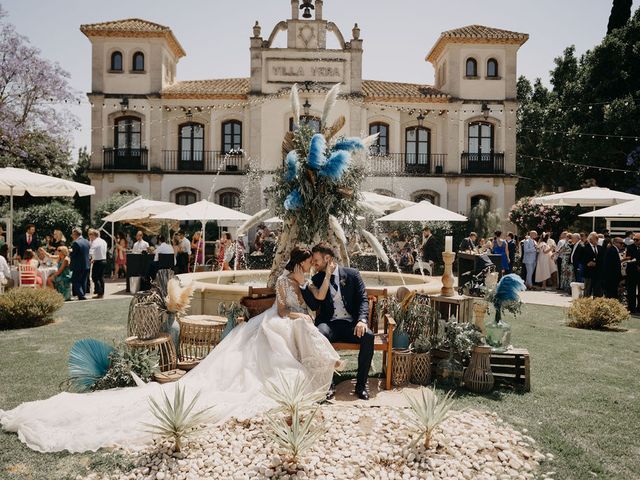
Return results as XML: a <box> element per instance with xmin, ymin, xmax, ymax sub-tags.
<box><xmin>332</xmin><ymin>137</ymin><xmax>365</xmax><ymax>153</ymax></box>
<box><xmin>307</xmin><ymin>134</ymin><xmax>327</xmax><ymax>170</ymax></box>
<box><xmin>285</xmin><ymin>150</ymin><xmax>298</xmax><ymax>182</ymax></box>
<box><xmin>493</xmin><ymin>274</ymin><xmax>526</xmax><ymax>308</ymax></box>
<box><xmin>284</xmin><ymin>189</ymin><xmax>304</xmax><ymax>211</ymax></box>
<box><xmin>319</xmin><ymin>150</ymin><xmax>350</xmax><ymax>181</ymax></box>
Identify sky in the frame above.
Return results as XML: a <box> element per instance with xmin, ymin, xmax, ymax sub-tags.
<box><xmin>2</xmin><ymin>0</ymin><xmax>637</xmax><ymax>159</ymax></box>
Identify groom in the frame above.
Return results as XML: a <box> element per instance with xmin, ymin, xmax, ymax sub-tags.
<box><xmin>301</xmin><ymin>242</ymin><xmax>374</xmax><ymax>400</ymax></box>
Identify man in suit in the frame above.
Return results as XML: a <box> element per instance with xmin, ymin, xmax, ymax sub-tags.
<box><xmin>603</xmin><ymin>237</ymin><xmax>624</xmax><ymax>300</ymax></box>
<box><xmin>458</xmin><ymin>232</ymin><xmax>477</xmax><ymax>252</ymax></box>
<box><xmin>421</xmin><ymin>227</ymin><xmax>438</xmax><ymax>271</ymax></box>
<box><xmin>521</xmin><ymin>231</ymin><xmax>538</xmax><ymax>289</ymax></box>
<box><xmin>569</xmin><ymin>233</ymin><xmax>583</xmax><ymax>282</ymax></box>
<box><xmin>506</xmin><ymin>232</ymin><xmax>517</xmax><ymax>273</ymax></box>
<box><xmin>16</xmin><ymin>224</ymin><xmax>40</xmax><ymax>259</ymax></box>
<box><xmin>624</xmin><ymin>233</ymin><xmax>640</xmax><ymax>313</ymax></box>
<box><xmin>301</xmin><ymin>242</ymin><xmax>373</xmax><ymax>400</ymax></box>
<box><xmin>69</xmin><ymin>227</ymin><xmax>90</xmax><ymax>300</ymax></box>
<box><xmin>582</xmin><ymin>232</ymin><xmax>604</xmax><ymax>297</ymax></box>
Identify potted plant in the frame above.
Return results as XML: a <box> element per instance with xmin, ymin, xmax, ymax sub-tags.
<box><xmin>435</xmin><ymin>320</ymin><xmax>483</xmax><ymax>388</ymax></box>
<box><xmin>410</xmin><ymin>334</ymin><xmax>432</xmax><ymax>385</ymax></box>
<box><xmin>484</xmin><ymin>274</ymin><xmax>526</xmax><ymax>352</ymax></box>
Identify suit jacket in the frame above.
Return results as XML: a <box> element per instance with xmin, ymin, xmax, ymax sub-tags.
<box><xmin>301</xmin><ymin>266</ymin><xmax>368</xmax><ymax>326</ymax></box>
<box><xmin>70</xmin><ymin>236</ymin><xmax>91</xmax><ymax>271</ymax></box>
<box><xmin>507</xmin><ymin>240</ymin><xmax>516</xmax><ymax>264</ymax></box>
<box><xmin>421</xmin><ymin>235</ymin><xmax>438</xmax><ymax>263</ymax></box>
<box><xmin>459</xmin><ymin>237</ymin><xmax>475</xmax><ymax>251</ymax></box>
<box><xmin>522</xmin><ymin>238</ymin><xmax>538</xmax><ymax>264</ymax></box>
<box><xmin>570</xmin><ymin>242</ymin><xmax>583</xmax><ymax>266</ymax></box>
<box><xmin>626</xmin><ymin>243</ymin><xmax>639</xmax><ymax>278</ymax></box>
<box><xmin>602</xmin><ymin>246</ymin><xmax>622</xmax><ymax>285</ymax></box>
<box><xmin>16</xmin><ymin>233</ymin><xmax>40</xmax><ymax>258</ymax></box>
<box><xmin>581</xmin><ymin>243</ymin><xmax>604</xmax><ymax>279</ymax></box>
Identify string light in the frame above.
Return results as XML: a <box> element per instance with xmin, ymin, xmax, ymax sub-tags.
<box><xmin>519</xmin><ymin>154</ymin><xmax>640</xmax><ymax>176</ymax></box>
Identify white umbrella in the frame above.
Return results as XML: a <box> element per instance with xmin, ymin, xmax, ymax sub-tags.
<box><xmin>532</xmin><ymin>187</ymin><xmax>640</xmax><ymax>229</ymax></box>
<box><xmin>375</xmin><ymin>200</ymin><xmax>467</xmax><ymax>223</ymax></box>
<box><xmin>153</xmin><ymin>200</ymin><xmax>250</xmax><ymax>267</ymax></box>
<box><xmin>102</xmin><ymin>197</ymin><xmax>178</xmax><ymax>222</ymax></box>
<box><xmin>360</xmin><ymin>191</ymin><xmax>416</xmax><ymax>216</ymax></box>
<box><xmin>0</xmin><ymin>167</ymin><xmax>95</xmax><ymax>255</ymax></box>
<box><xmin>579</xmin><ymin>198</ymin><xmax>640</xmax><ymax>218</ymax></box>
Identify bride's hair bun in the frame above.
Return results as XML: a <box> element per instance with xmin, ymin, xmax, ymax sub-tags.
<box><xmin>285</xmin><ymin>247</ymin><xmax>312</xmax><ymax>271</ymax></box>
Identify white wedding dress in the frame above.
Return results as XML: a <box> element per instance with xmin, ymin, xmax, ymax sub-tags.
<box><xmin>0</xmin><ymin>275</ymin><xmax>339</xmax><ymax>453</ymax></box>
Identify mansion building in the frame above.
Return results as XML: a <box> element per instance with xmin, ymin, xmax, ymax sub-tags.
<box><xmin>81</xmin><ymin>0</ymin><xmax>528</xmax><ymax>220</ymax></box>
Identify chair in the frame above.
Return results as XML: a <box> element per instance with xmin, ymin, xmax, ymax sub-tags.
<box><xmin>157</xmin><ymin>253</ymin><xmax>175</xmax><ymax>270</ymax></box>
<box><xmin>18</xmin><ymin>264</ymin><xmax>38</xmax><ymax>288</ymax></box>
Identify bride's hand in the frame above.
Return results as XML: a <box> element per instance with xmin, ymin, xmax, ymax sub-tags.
<box><xmin>292</xmin><ymin>264</ymin><xmax>306</xmax><ymax>284</ymax></box>
<box><xmin>326</xmin><ymin>260</ymin><xmax>337</xmax><ymax>276</ymax></box>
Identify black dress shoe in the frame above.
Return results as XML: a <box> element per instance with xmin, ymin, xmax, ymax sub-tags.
<box><xmin>355</xmin><ymin>386</ymin><xmax>369</xmax><ymax>400</ymax></box>
<box><xmin>326</xmin><ymin>382</ymin><xmax>336</xmax><ymax>401</ymax></box>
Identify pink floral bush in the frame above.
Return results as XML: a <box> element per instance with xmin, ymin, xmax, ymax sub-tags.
<box><xmin>508</xmin><ymin>197</ymin><xmax>563</xmax><ymax>233</ymax></box>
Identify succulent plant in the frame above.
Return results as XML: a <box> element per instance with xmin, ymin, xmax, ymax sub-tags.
<box><xmin>401</xmin><ymin>387</ymin><xmax>456</xmax><ymax>449</ymax></box>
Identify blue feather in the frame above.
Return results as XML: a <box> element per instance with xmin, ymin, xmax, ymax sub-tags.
<box><xmin>284</xmin><ymin>189</ymin><xmax>304</xmax><ymax>211</ymax></box>
<box><xmin>493</xmin><ymin>274</ymin><xmax>526</xmax><ymax>308</ymax></box>
<box><xmin>319</xmin><ymin>150</ymin><xmax>350</xmax><ymax>181</ymax></box>
<box><xmin>307</xmin><ymin>134</ymin><xmax>327</xmax><ymax>170</ymax></box>
<box><xmin>285</xmin><ymin>151</ymin><xmax>298</xmax><ymax>182</ymax></box>
<box><xmin>332</xmin><ymin>137</ymin><xmax>365</xmax><ymax>153</ymax></box>
<box><xmin>68</xmin><ymin>339</ymin><xmax>114</xmax><ymax>392</ymax></box>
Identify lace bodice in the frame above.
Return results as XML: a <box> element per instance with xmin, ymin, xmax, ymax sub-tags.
<box><xmin>275</xmin><ymin>276</ymin><xmax>307</xmax><ymax>315</ymax></box>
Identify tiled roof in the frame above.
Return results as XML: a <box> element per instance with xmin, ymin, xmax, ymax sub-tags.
<box><xmin>80</xmin><ymin>18</ymin><xmax>186</xmax><ymax>58</ymax></box>
<box><xmin>426</xmin><ymin>24</ymin><xmax>529</xmax><ymax>63</ymax></box>
<box><xmin>161</xmin><ymin>79</ymin><xmax>250</xmax><ymax>99</ymax></box>
<box><xmin>362</xmin><ymin>80</ymin><xmax>449</xmax><ymax>102</ymax></box>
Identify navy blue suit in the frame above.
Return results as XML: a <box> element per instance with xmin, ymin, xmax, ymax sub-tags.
<box><xmin>301</xmin><ymin>266</ymin><xmax>374</xmax><ymax>389</ymax></box>
<box><xmin>602</xmin><ymin>246</ymin><xmax>622</xmax><ymax>299</ymax></box>
<box><xmin>70</xmin><ymin>236</ymin><xmax>90</xmax><ymax>299</ymax></box>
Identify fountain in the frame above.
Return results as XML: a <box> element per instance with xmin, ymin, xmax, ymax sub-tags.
<box><xmin>182</xmin><ymin>84</ymin><xmax>445</xmax><ymax>315</ymax></box>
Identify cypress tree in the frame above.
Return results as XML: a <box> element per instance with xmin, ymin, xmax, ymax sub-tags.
<box><xmin>607</xmin><ymin>0</ymin><xmax>632</xmax><ymax>34</ymax></box>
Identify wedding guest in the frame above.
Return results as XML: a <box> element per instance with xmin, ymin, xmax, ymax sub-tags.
<box><xmin>491</xmin><ymin>231</ymin><xmax>510</xmax><ymax>275</ymax></box>
<box><xmin>522</xmin><ymin>231</ymin><xmax>538</xmax><ymax>289</ymax></box>
<box><xmin>623</xmin><ymin>231</ymin><xmax>635</xmax><ymax>247</ymax></box>
<box><xmin>47</xmin><ymin>246</ymin><xmax>72</xmax><ymax>300</ymax></box>
<box><xmin>555</xmin><ymin>232</ymin><xmax>568</xmax><ymax>287</ymax></box>
<box><xmin>112</xmin><ymin>233</ymin><xmax>127</xmax><ymax>280</ymax></box>
<box><xmin>0</xmin><ymin>245</ymin><xmax>11</xmax><ymax>287</ymax></box>
<box><xmin>603</xmin><ymin>237</ymin><xmax>624</xmax><ymax>299</ymax></box>
<box><xmin>559</xmin><ymin>235</ymin><xmax>575</xmax><ymax>291</ymax></box>
<box><xmin>534</xmin><ymin>233</ymin><xmax>556</xmax><ymax>289</ymax></box>
<box><xmin>69</xmin><ymin>227</ymin><xmax>90</xmax><ymax>301</ymax></box>
<box><xmin>36</xmin><ymin>247</ymin><xmax>54</xmax><ymax>267</ymax></box>
<box><xmin>253</xmin><ymin>226</ymin><xmax>265</xmax><ymax>253</ymax></box>
<box><xmin>582</xmin><ymin>232</ymin><xmax>604</xmax><ymax>298</ymax></box>
<box><xmin>0</xmin><ymin>225</ymin><xmax>5</xmax><ymax>249</ymax></box>
<box><xmin>570</xmin><ymin>233</ymin><xmax>584</xmax><ymax>282</ymax></box>
<box><xmin>175</xmin><ymin>230</ymin><xmax>191</xmax><ymax>274</ymax></box>
<box><xmin>22</xmin><ymin>249</ymin><xmax>39</xmax><ymax>269</ymax></box>
<box><xmin>48</xmin><ymin>229</ymin><xmax>67</xmax><ymax>254</ymax></box>
<box><xmin>507</xmin><ymin>232</ymin><xmax>517</xmax><ymax>273</ymax></box>
<box><xmin>153</xmin><ymin>235</ymin><xmax>175</xmax><ymax>264</ymax></box>
<box><xmin>459</xmin><ymin>232</ymin><xmax>477</xmax><ymax>252</ymax></box>
<box><xmin>88</xmin><ymin>229</ymin><xmax>108</xmax><ymax>299</ymax></box>
<box><xmin>16</xmin><ymin>224</ymin><xmax>39</xmax><ymax>260</ymax></box>
<box><xmin>191</xmin><ymin>231</ymin><xmax>205</xmax><ymax>266</ymax></box>
<box><xmin>624</xmin><ymin>233</ymin><xmax>640</xmax><ymax>313</ymax></box>
<box><xmin>222</xmin><ymin>232</ymin><xmax>235</xmax><ymax>271</ymax></box>
<box><xmin>131</xmin><ymin>231</ymin><xmax>149</xmax><ymax>254</ymax></box>
<box><xmin>421</xmin><ymin>227</ymin><xmax>438</xmax><ymax>270</ymax></box>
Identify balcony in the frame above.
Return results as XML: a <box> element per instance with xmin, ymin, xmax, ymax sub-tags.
<box><xmin>368</xmin><ymin>153</ymin><xmax>447</xmax><ymax>176</ymax></box>
<box><xmin>102</xmin><ymin>148</ymin><xmax>148</xmax><ymax>170</ymax></box>
<box><xmin>162</xmin><ymin>150</ymin><xmax>247</xmax><ymax>173</ymax></box>
<box><xmin>461</xmin><ymin>152</ymin><xmax>505</xmax><ymax>174</ymax></box>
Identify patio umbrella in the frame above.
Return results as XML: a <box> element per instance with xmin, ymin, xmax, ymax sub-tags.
<box><xmin>579</xmin><ymin>198</ymin><xmax>640</xmax><ymax>218</ymax></box>
<box><xmin>0</xmin><ymin>167</ymin><xmax>95</xmax><ymax>255</ymax></box>
<box><xmin>375</xmin><ymin>200</ymin><xmax>468</xmax><ymax>223</ymax></box>
<box><xmin>360</xmin><ymin>191</ymin><xmax>416</xmax><ymax>216</ymax></box>
<box><xmin>102</xmin><ymin>197</ymin><xmax>178</xmax><ymax>222</ymax></box>
<box><xmin>532</xmin><ymin>187</ymin><xmax>640</xmax><ymax>229</ymax></box>
<box><xmin>153</xmin><ymin>200</ymin><xmax>250</xmax><ymax>266</ymax></box>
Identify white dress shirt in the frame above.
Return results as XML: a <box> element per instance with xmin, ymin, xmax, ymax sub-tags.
<box><xmin>330</xmin><ymin>266</ymin><xmax>352</xmax><ymax>321</ymax></box>
<box><xmin>0</xmin><ymin>255</ymin><xmax>10</xmax><ymax>282</ymax></box>
<box><xmin>132</xmin><ymin>239</ymin><xmax>149</xmax><ymax>254</ymax></box>
<box><xmin>179</xmin><ymin>237</ymin><xmax>191</xmax><ymax>254</ymax></box>
<box><xmin>89</xmin><ymin>237</ymin><xmax>108</xmax><ymax>261</ymax></box>
<box><xmin>154</xmin><ymin>242</ymin><xmax>176</xmax><ymax>261</ymax></box>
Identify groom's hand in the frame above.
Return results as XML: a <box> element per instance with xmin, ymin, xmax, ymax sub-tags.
<box><xmin>355</xmin><ymin>321</ymin><xmax>367</xmax><ymax>338</ymax></box>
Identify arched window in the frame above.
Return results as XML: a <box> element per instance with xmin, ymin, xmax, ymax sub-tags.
<box><xmin>465</xmin><ymin>58</ymin><xmax>478</xmax><ymax>77</ymax></box>
<box><xmin>222</xmin><ymin>120</ymin><xmax>242</xmax><ymax>153</ymax></box>
<box><xmin>487</xmin><ymin>58</ymin><xmax>498</xmax><ymax>78</ymax></box>
<box><xmin>405</xmin><ymin>126</ymin><xmax>431</xmax><ymax>172</ymax></box>
<box><xmin>369</xmin><ymin>122</ymin><xmax>389</xmax><ymax>155</ymax></box>
<box><xmin>175</xmin><ymin>191</ymin><xmax>197</xmax><ymax>205</ymax></box>
<box><xmin>132</xmin><ymin>52</ymin><xmax>145</xmax><ymax>72</ymax></box>
<box><xmin>110</xmin><ymin>51</ymin><xmax>123</xmax><ymax>72</ymax></box>
<box><xmin>179</xmin><ymin>123</ymin><xmax>205</xmax><ymax>170</ymax></box>
<box><xmin>114</xmin><ymin>116</ymin><xmax>141</xmax><ymax>150</ymax></box>
<box><xmin>471</xmin><ymin>195</ymin><xmax>491</xmax><ymax>210</ymax></box>
<box><xmin>412</xmin><ymin>190</ymin><xmax>440</xmax><ymax>205</ymax></box>
<box><xmin>468</xmin><ymin>122</ymin><xmax>494</xmax><ymax>154</ymax></box>
<box><xmin>218</xmin><ymin>190</ymin><xmax>241</xmax><ymax>210</ymax></box>
<box><xmin>289</xmin><ymin>116</ymin><xmax>321</xmax><ymax>133</ymax></box>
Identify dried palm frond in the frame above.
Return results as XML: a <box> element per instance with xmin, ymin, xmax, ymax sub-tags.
<box><xmin>291</xmin><ymin>83</ymin><xmax>301</xmax><ymax>129</ymax></box>
<box><xmin>142</xmin><ymin>384</ymin><xmax>215</xmax><ymax>452</ymax></box>
<box><xmin>401</xmin><ymin>387</ymin><xmax>456</xmax><ymax>449</ymax></box>
<box><xmin>237</xmin><ymin>208</ymin><xmax>272</xmax><ymax>237</ymax></box>
<box><xmin>323</xmin><ymin>115</ymin><xmax>345</xmax><ymax>142</ymax></box>
<box><xmin>361</xmin><ymin>229</ymin><xmax>389</xmax><ymax>264</ymax></box>
<box><xmin>165</xmin><ymin>278</ymin><xmax>194</xmax><ymax>316</ymax></box>
<box><xmin>321</xmin><ymin>83</ymin><xmax>341</xmax><ymax>128</ymax></box>
<box><xmin>67</xmin><ymin>338</ymin><xmax>114</xmax><ymax>392</ymax></box>
<box><xmin>282</xmin><ymin>130</ymin><xmax>295</xmax><ymax>158</ymax></box>
<box><xmin>329</xmin><ymin>215</ymin><xmax>347</xmax><ymax>246</ymax></box>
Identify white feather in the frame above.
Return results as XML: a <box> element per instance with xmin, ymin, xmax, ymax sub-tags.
<box><xmin>321</xmin><ymin>83</ymin><xmax>341</xmax><ymax>127</ymax></box>
<box><xmin>329</xmin><ymin>215</ymin><xmax>347</xmax><ymax>246</ymax></box>
<box><xmin>362</xmin><ymin>133</ymin><xmax>380</xmax><ymax>149</ymax></box>
<box><xmin>291</xmin><ymin>84</ymin><xmax>301</xmax><ymax>129</ymax></box>
<box><xmin>361</xmin><ymin>230</ymin><xmax>389</xmax><ymax>264</ymax></box>
<box><xmin>237</xmin><ymin>208</ymin><xmax>272</xmax><ymax>236</ymax></box>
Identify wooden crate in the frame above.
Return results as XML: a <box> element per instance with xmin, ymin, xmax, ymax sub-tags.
<box><xmin>430</xmin><ymin>294</ymin><xmax>474</xmax><ymax>323</ymax></box>
<box><xmin>490</xmin><ymin>348</ymin><xmax>530</xmax><ymax>392</ymax></box>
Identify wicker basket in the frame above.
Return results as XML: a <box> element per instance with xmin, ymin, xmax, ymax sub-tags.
<box><xmin>392</xmin><ymin>349</ymin><xmax>413</xmax><ymax>387</ymax></box>
<box><xmin>129</xmin><ymin>302</ymin><xmax>162</xmax><ymax>340</ymax></box>
<box><xmin>125</xmin><ymin>333</ymin><xmax>177</xmax><ymax>372</ymax></box>
<box><xmin>464</xmin><ymin>345</ymin><xmax>494</xmax><ymax>393</ymax></box>
<box><xmin>178</xmin><ymin>316</ymin><xmax>227</xmax><ymax>363</ymax></box>
<box><xmin>410</xmin><ymin>352</ymin><xmax>432</xmax><ymax>385</ymax></box>
<box><xmin>127</xmin><ymin>291</ymin><xmax>163</xmax><ymax>336</ymax></box>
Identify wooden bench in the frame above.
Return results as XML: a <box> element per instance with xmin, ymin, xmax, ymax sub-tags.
<box><xmin>239</xmin><ymin>286</ymin><xmax>396</xmax><ymax>390</ymax></box>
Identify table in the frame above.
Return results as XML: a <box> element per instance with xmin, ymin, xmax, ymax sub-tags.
<box><xmin>125</xmin><ymin>333</ymin><xmax>177</xmax><ymax>372</ymax></box>
<box><xmin>126</xmin><ymin>253</ymin><xmax>153</xmax><ymax>292</ymax></box>
<box><xmin>10</xmin><ymin>266</ymin><xmax>58</xmax><ymax>287</ymax></box>
<box><xmin>456</xmin><ymin>252</ymin><xmax>503</xmax><ymax>290</ymax></box>
<box><xmin>178</xmin><ymin>315</ymin><xmax>228</xmax><ymax>367</ymax></box>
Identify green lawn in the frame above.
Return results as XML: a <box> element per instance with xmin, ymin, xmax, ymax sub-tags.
<box><xmin>1</xmin><ymin>299</ymin><xmax>639</xmax><ymax>480</ymax></box>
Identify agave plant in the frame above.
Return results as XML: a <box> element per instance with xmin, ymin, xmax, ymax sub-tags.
<box><xmin>263</xmin><ymin>371</ymin><xmax>327</xmax><ymax>418</ymax></box>
<box><xmin>143</xmin><ymin>384</ymin><xmax>215</xmax><ymax>452</ymax></box>
<box><xmin>67</xmin><ymin>338</ymin><xmax>114</xmax><ymax>392</ymax></box>
<box><xmin>401</xmin><ymin>387</ymin><xmax>456</xmax><ymax>449</ymax></box>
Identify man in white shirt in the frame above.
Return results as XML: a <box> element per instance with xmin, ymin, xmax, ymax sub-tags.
<box><xmin>131</xmin><ymin>231</ymin><xmax>149</xmax><ymax>254</ymax></box>
<box><xmin>88</xmin><ymin>229</ymin><xmax>108</xmax><ymax>299</ymax></box>
<box><xmin>154</xmin><ymin>235</ymin><xmax>175</xmax><ymax>264</ymax></box>
<box><xmin>521</xmin><ymin>231</ymin><xmax>538</xmax><ymax>289</ymax></box>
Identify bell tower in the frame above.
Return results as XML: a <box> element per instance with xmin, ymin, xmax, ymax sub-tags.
<box><xmin>287</xmin><ymin>0</ymin><xmax>327</xmax><ymax>49</ymax></box>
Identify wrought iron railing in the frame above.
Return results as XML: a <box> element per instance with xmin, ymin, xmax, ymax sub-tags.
<box><xmin>367</xmin><ymin>152</ymin><xmax>447</xmax><ymax>175</ymax></box>
<box><xmin>162</xmin><ymin>150</ymin><xmax>246</xmax><ymax>173</ymax></box>
<box><xmin>102</xmin><ymin>148</ymin><xmax>148</xmax><ymax>170</ymax></box>
<box><xmin>461</xmin><ymin>152</ymin><xmax>505</xmax><ymax>174</ymax></box>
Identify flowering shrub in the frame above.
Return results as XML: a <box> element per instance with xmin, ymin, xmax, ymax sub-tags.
<box><xmin>508</xmin><ymin>197</ymin><xmax>563</xmax><ymax>233</ymax></box>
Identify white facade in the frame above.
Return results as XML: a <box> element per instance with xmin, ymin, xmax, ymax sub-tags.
<box><xmin>82</xmin><ymin>3</ymin><xmax>528</xmax><ymax>222</ymax></box>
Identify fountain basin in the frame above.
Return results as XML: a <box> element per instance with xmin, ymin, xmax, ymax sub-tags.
<box><xmin>181</xmin><ymin>270</ymin><xmax>444</xmax><ymax>315</ymax></box>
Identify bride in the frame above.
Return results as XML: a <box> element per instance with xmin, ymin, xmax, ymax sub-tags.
<box><xmin>0</xmin><ymin>247</ymin><xmax>340</xmax><ymax>453</ymax></box>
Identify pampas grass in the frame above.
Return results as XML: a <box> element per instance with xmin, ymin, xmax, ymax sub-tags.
<box><xmin>319</xmin><ymin>150</ymin><xmax>350</xmax><ymax>180</ymax></box>
<box><xmin>307</xmin><ymin>133</ymin><xmax>327</xmax><ymax>170</ymax></box>
<box><xmin>284</xmin><ymin>189</ymin><xmax>304</xmax><ymax>211</ymax></box>
<box><xmin>285</xmin><ymin>150</ymin><xmax>299</xmax><ymax>182</ymax></box>
<box><xmin>361</xmin><ymin>230</ymin><xmax>389</xmax><ymax>264</ymax></box>
<box><xmin>362</xmin><ymin>133</ymin><xmax>380</xmax><ymax>150</ymax></box>
<box><xmin>329</xmin><ymin>215</ymin><xmax>347</xmax><ymax>246</ymax></box>
<box><xmin>166</xmin><ymin>278</ymin><xmax>194</xmax><ymax>316</ymax></box>
<box><xmin>332</xmin><ymin>137</ymin><xmax>365</xmax><ymax>153</ymax></box>
<box><xmin>321</xmin><ymin>83</ymin><xmax>340</xmax><ymax>127</ymax></box>
<box><xmin>291</xmin><ymin>83</ymin><xmax>301</xmax><ymax>129</ymax></box>
<box><xmin>237</xmin><ymin>208</ymin><xmax>272</xmax><ymax>236</ymax></box>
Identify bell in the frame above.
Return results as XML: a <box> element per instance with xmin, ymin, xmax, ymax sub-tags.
<box><xmin>300</xmin><ymin>1</ymin><xmax>314</xmax><ymax>18</ymax></box>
